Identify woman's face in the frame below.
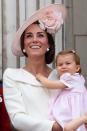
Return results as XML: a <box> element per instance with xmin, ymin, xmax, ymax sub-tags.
<box><xmin>24</xmin><ymin>23</ymin><xmax>49</xmax><ymax>57</ymax></box>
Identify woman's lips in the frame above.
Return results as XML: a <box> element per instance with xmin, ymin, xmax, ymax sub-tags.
<box><xmin>30</xmin><ymin>45</ymin><xmax>41</xmax><ymax>49</ymax></box>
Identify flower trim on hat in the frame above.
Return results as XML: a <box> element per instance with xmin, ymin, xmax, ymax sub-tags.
<box><xmin>38</xmin><ymin>10</ymin><xmax>63</xmax><ymax>34</ymax></box>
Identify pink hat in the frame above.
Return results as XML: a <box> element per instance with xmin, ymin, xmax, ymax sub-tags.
<box><xmin>12</xmin><ymin>3</ymin><xmax>67</xmax><ymax>56</ymax></box>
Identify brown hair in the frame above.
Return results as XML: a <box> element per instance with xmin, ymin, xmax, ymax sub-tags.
<box><xmin>56</xmin><ymin>50</ymin><xmax>81</xmax><ymax>73</ymax></box>
<box><xmin>20</xmin><ymin>21</ymin><xmax>55</xmax><ymax>64</ymax></box>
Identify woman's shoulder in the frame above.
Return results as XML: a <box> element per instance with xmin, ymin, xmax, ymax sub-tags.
<box><xmin>3</xmin><ymin>68</ymin><xmax>25</xmax><ymax>82</ymax></box>
<box><xmin>3</xmin><ymin>68</ymin><xmax>43</xmax><ymax>85</ymax></box>
<box><xmin>3</xmin><ymin>68</ymin><xmax>21</xmax><ymax>77</ymax></box>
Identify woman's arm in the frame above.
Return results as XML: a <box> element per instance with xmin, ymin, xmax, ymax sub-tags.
<box><xmin>64</xmin><ymin>114</ymin><xmax>87</xmax><ymax>131</ymax></box>
<box><xmin>36</xmin><ymin>73</ymin><xmax>65</xmax><ymax>89</ymax></box>
<box><xmin>85</xmin><ymin>123</ymin><xmax>87</xmax><ymax>131</ymax></box>
<box><xmin>52</xmin><ymin>122</ymin><xmax>63</xmax><ymax>131</ymax></box>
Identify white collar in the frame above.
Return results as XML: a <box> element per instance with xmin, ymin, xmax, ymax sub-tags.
<box><xmin>5</xmin><ymin>68</ymin><xmax>57</xmax><ymax>86</ymax></box>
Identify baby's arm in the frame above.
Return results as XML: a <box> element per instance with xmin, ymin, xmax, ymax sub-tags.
<box><xmin>36</xmin><ymin>73</ymin><xmax>65</xmax><ymax>89</ymax></box>
<box><xmin>64</xmin><ymin>113</ymin><xmax>87</xmax><ymax>131</ymax></box>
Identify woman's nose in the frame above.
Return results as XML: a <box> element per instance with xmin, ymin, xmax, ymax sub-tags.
<box><xmin>33</xmin><ymin>35</ymin><xmax>37</xmax><ymax>41</ymax></box>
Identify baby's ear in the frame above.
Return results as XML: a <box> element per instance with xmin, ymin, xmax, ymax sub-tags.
<box><xmin>76</xmin><ymin>65</ymin><xmax>80</xmax><ymax>72</ymax></box>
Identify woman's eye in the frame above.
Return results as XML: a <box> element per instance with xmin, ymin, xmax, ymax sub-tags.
<box><xmin>38</xmin><ymin>34</ymin><xmax>45</xmax><ymax>38</ymax></box>
<box><xmin>24</xmin><ymin>33</ymin><xmax>33</xmax><ymax>38</ymax></box>
<box><xmin>25</xmin><ymin>34</ymin><xmax>32</xmax><ymax>38</ymax></box>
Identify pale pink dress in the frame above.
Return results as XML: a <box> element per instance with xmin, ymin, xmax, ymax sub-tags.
<box><xmin>49</xmin><ymin>73</ymin><xmax>87</xmax><ymax>131</ymax></box>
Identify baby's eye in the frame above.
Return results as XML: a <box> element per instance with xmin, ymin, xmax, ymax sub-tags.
<box><xmin>57</xmin><ymin>63</ymin><xmax>63</xmax><ymax>67</ymax></box>
<box><xmin>66</xmin><ymin>62</ymin><xmax>71</xmax><ymax>65</ymax></box>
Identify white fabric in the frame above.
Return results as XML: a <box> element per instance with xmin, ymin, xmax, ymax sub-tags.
<box><xmin>3</xmin><ymin>68</ymin><xmax>59</xmax><ymax>131</ymax></box>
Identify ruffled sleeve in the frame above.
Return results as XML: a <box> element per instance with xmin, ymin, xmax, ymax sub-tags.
<box><xmin>60</xmin><ymin>73</ymin><xmax>85</xmax><ymax>91</ymax></box>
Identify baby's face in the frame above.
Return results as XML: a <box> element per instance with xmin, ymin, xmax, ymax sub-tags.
<box><xmin>56</xmin><ymin>54</ymin><xmax>80</xmax><ymax>76</ymax></box>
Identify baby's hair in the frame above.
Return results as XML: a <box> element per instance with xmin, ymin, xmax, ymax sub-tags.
<box><xmin>56</xmin><ymin>50</ymin><xmax>81</xmax><ymax>73</ymax></box>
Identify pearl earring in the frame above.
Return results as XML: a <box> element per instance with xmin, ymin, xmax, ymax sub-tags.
<box><xmin>47</xmin><ymin>48</ymin><xmax>49</xmax><ymax>52</ymax></box>
<box><xmin>23</xmin><ymin>49</ymin><xmax>26</xmax><ymax>53</ymax></box>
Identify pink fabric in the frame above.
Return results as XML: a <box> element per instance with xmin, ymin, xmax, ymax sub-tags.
<box><xmin>49</xmin><ymin>73</ymin><xmax>87</xmax><ymax>131</ymax></box>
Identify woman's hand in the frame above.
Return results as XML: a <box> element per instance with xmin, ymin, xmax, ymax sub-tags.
<box><xmin>85</xmin><ymin>123</ymin><xmax>87</xmax><ymax>130</ymax></box>
<box><xmin>84</xmin><ymin>112</ymin><xmax>87</xmax><ymax>130</ymax></box>
<box><xmin>52</xmin><ymin>122</ymin><xmax>63</xmax><ymax>131</ymax></box>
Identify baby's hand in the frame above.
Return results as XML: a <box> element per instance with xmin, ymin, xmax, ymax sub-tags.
<box><xmin>36</xmin><ymin>73</ymin><xmax>43</xmax><ymax>81</ymax></box>
<box><xmin>36</xmin><ymin>73</ymin><xmax>48</xmax><ymax>86</ymax></box>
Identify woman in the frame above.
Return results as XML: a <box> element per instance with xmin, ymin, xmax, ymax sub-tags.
<box><xmin>3</xmin><ymin>4</ymin><xmax>67</xmax><ymax>131</ymax></box>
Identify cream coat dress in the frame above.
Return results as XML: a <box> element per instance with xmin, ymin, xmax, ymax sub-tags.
<box><xmin>3</xmin><ymin>68</ymin><xmax>59</xmax><ymax>131</ymax></box>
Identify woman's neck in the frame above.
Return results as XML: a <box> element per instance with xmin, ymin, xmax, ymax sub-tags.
<box><xmin>23</xmin><ymin>58</ymin><xmax>52</xmax><ymax>77</ymax></box>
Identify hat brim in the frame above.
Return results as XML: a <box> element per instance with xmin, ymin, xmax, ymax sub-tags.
<box><xmin>12</xmin><ymin>3</ymin><xmax>67</xmax><ymax>56</ymax></box>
